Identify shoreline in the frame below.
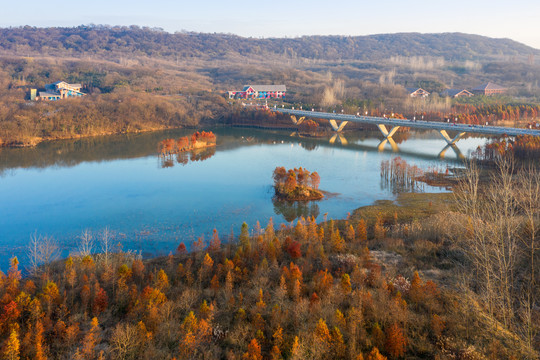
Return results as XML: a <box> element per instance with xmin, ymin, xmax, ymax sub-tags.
<box><xmin>1</xmin><ymin>124</ymin><xmax>187</xmax><ymax>149</ymax></box>
<box><xmin>3</xmin><ymin>115</ymin><xmax>533</xmax><ymax>149</ymax></box>
<box><xmin>15</xmin><ymin>191</ymin><xmax>452</xmax><ymax>271</ymax></box>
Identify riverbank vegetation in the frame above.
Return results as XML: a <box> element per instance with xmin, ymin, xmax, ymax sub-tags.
<box><xmin>0</xmin><ymin>88</ymin><xmax>228</xmax><ymax>147</ymax></box>
<box><xmin>273</xmin><ymin>167</ymin><xmax>323</xmax><ymax>201</ymax></box>
<box><xmin>479</xmin><ymin>134</ymin><xmax>540</xmax><ymax>161</ymax></box>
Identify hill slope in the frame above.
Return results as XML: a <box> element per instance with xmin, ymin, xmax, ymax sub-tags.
<box><xmin>0</xmin><ymin>26</ymin><xmax>538</xmax><ymax>62</ymax></box>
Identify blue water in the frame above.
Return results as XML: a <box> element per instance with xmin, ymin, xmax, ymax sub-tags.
<box><xmin>0</xmin><ymin>128</ymin><xmax>488</xmax><ymax>271</ymax></box>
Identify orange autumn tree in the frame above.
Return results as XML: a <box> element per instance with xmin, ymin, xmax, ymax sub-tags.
<box><xmin>270</xmin><ymin>326</ymin><xmax>284</xmax><ymax>360</ymax></box>
<box><xmin>242</xmin><ymin>339</ymin><xmax>263</xmax><ymax>360</ymax></box>
<box><xmin>3</xmin><ymin>328</ymin><xmax>20</xmax><ymax>360</ymax></box>
<box><xmin>80</xmin><ymin>317</ymin><xmax>100</xmax><ymax>360</ymax></box>
<box><xmin>314</xmin><ymin>319</ymin><xmax>332</xmax><ymax>356</ymax></box>
<box><xmin>179</xmin><ymin>311</ymin><xmax>211</xmax><ymax>358</ymax></box>
<box><xmin>408</xmin><ymin>271</ymin><xmax>423</xmax><ymax>304</ymax></box>
<box><xmin>341</xmin><ymin>274</ymin><xmax>352</xmax><ymax>295</ymax></box>
<box><xmin>34</xmin><ymin>320</ymin><xmax>46</xmax><ymax>360</ymax></box>
<box><xmin>155</xmin><ymin>269</ymin><xmax>169</xmax><ymax>291</ymax></box>
<box><xmin>366</xmin><ymin>347</ymin><xmax>387</xmax><ymax>360</ymax></box>
<box><xmin>385</xmin><ymin>323</ymin><xmax>407</xmax><ymax>359</ymax></box>
<box><xmin>357</xmin><ymin>219</ymin><xmax>368</xmax><ymax>242</ymax></box>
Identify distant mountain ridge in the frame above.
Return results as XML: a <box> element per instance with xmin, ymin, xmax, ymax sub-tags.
<box><xmin>0</xmin><ymin>26</ymin><xmax>537</xmax><ymax>62</ymax></box>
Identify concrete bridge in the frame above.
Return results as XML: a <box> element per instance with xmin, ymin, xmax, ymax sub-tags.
<box><xmin>273</xmin><ymin>108</ymin><xmax>540</xmax><ymax>148</ymax></box>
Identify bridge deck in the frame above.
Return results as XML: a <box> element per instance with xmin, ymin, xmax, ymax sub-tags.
<box><xmin>273</xmin><ymin>109</ymin><xmax>540</xmax><ymax>137</ymax></box>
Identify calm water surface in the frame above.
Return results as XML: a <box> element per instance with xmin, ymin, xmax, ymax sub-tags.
<box><xmin>0</xmin><ymin>127</ymin><xmax>488</xmax><ymax>270</ymax></box>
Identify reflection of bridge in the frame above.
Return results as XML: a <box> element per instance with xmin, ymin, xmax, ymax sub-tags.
<box><xmin>275</xmin><ymin>108</ymin><xmax>540</xmax><ymax>159</ymax></box>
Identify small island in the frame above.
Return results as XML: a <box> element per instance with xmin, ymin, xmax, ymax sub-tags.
<box><xmin>273</xmin><ymin>166</ymin><xmax>324</xmax><ymax>201</ymax></box>
<box><xmin>158</xmin><ymin>131</ymin><xmax>216</xmax><ymax>156</ymax></box>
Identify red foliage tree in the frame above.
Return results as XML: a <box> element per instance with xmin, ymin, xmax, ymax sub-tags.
<box><xmin>176</xmin><ymin>242</ymin><xmax>187</xmax><ymax>255</ymax></box>
<box><xmin>208</xmin><ymin>229</ymin><xmax>221</xmax><ymax>252</ymax></box>
<box><xmin>287</xmin><ymin>240</ymin><xmax>302</xmax><ymax>259</ymax></box>
<box><xmin>177</xmin><ymin>136</ymin><xmax>189</xmax><ymax>151</ymax></box>
<box><xmin>92</xmin><ymin>287</ymin><xmax>108</xmax><ymax>315</ymax></box>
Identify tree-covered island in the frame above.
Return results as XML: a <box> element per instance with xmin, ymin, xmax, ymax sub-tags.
<box><xmin>273</xmin><ymin>167</ymin><xmax>323</xmax><ymax>201</ymax></box>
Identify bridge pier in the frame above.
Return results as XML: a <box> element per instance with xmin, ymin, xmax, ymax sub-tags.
<box><xmin>290</xmin><ymin>116</ymin><xmax>306</xmax><ymax>125</ymax></box>
<box><xmin>439</xmin><ymin>130</ymin><xmax>466</xmax><ymax>145</ymax></box>
<box><xmin>329</xmin><ymin>119</ymin><xmax>349</xmax><ymax>132</ymax></box>
<box><xmin>377</xmin><ymin>124</ymin><xmax>400</xmax><ymax>139</ymax></box>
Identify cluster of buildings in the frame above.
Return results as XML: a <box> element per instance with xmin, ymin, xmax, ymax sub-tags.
<box><xmin>31</xmin><ymin>81</ymin><xmax>86</xmax><ymax>101</ymax></box>
<box><xmin>228</xmin><ymin>85</ymin><xmax>286</xmax><ymax>100</ymax></box>
<box><xmin>406</xmin><ymin>82</ymin><xmax>507</xmax><ymax>99</ymax></box>
<box><xmin>227</xmin><ymin>82</ymin><xmax>507</xmax><ymax>102</ymax></box>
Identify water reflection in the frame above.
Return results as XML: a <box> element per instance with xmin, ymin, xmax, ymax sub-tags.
<box><xmin>0</xmin><ymin>127</ymin><xmax>484</xmax><ymax>176</ymax></box>
<box><xmin>300</xmin><ymin>142</ymin><xmax>318</xmax><ymax>151</ymax></box>
<box><xmin>190</xmin><ymin>147</ymin><xmax>216</xmax><ymax>162</ymax></box>
<box><xmin>377</xmin><ymin>137</ymin><xmax>399</xmax><ymax>152</ymax></box>
<box><xmin>272</xmin><ymin>197</ymin><xmax>320</xmax><ymax>222</ymax></box>
<box><xmin>288</xmin><ymin>132</ymin><xmax>323</xmax><ymax>150</ymax></box>
<box><xmin>329</xmin><ymin>133</ymin><xmax>349</xmax><ymax>145</ymax></box>
<box><xmin>374</xmin><ymin>134</ymin><xmax>467</xmax><ymax>160</ymax></box>
<box><xmin>438</xmin><ymin>144</ymin><xmax>465</xmax><ymax>160</ymax></box>
<box><xmin>159</xmin><ymin>147</ymin><xmax>216</xmax><ymax>168</ymax></box>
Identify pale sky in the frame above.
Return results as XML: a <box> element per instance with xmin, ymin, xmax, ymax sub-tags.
<box><xmin>1</xmin><ymin>0</ymin><xmax>539</xmax><ymax>49</ymax></box>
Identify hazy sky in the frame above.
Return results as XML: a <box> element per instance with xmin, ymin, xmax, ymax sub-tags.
<box><xmin>2</xmin><ymin>0</ymin><xmax>539</xmax><ymax>49</ymax></box>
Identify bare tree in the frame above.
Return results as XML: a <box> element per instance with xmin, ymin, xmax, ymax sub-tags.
<box><xmin>78</xmin><ymin>229</ymin><xmax>94</xmax><ymax>257</ymax></box>
<box><xmin>100</xmin><ymin>227</ymin><xmax>113</xmax><ymax>268</ymax></box>
<box><xmin>454</xmin><ymin>157</ymin><xmax>540</xmax><ymax>339</ymax></box>
<box><xmin>474</xmin><ymin>156</ymin><xmax>520</xmax><ymax>328</ymax></box>
<box><xmin>27</xmin><ymin>232</ymin><xmax>59</xmax><ymax>278</ymax></box>
<box><xmin>516</xmin><ymin>164</ymin><xmax>540</xmax><ymax>350</ymax></box>
<box><xmin>109</xmin><ymin>323</ymin><xmax>143</xmax><ymax>360</ymax></box>
<box><xmin>453</xmin><ymin>160</ymin><xmax>497</xmax><ymax>314</ymax></box>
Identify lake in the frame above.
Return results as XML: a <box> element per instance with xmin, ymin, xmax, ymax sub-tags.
<box><xmin>0</xmin><ymin>127</ymin><xmax>489</xmax><ymax>271</ymax></box>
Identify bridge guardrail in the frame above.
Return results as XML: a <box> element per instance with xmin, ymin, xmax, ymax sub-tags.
<box><xmin>273</xmin><ymin>108</ymin><xmax>540</xmax><ymax>137</ymax></box>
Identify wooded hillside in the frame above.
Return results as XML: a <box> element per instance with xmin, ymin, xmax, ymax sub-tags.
<box><xmin>1</xmin><ymin>26</ymin><xmax>538</xmax><ymax>62</ymax></box>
